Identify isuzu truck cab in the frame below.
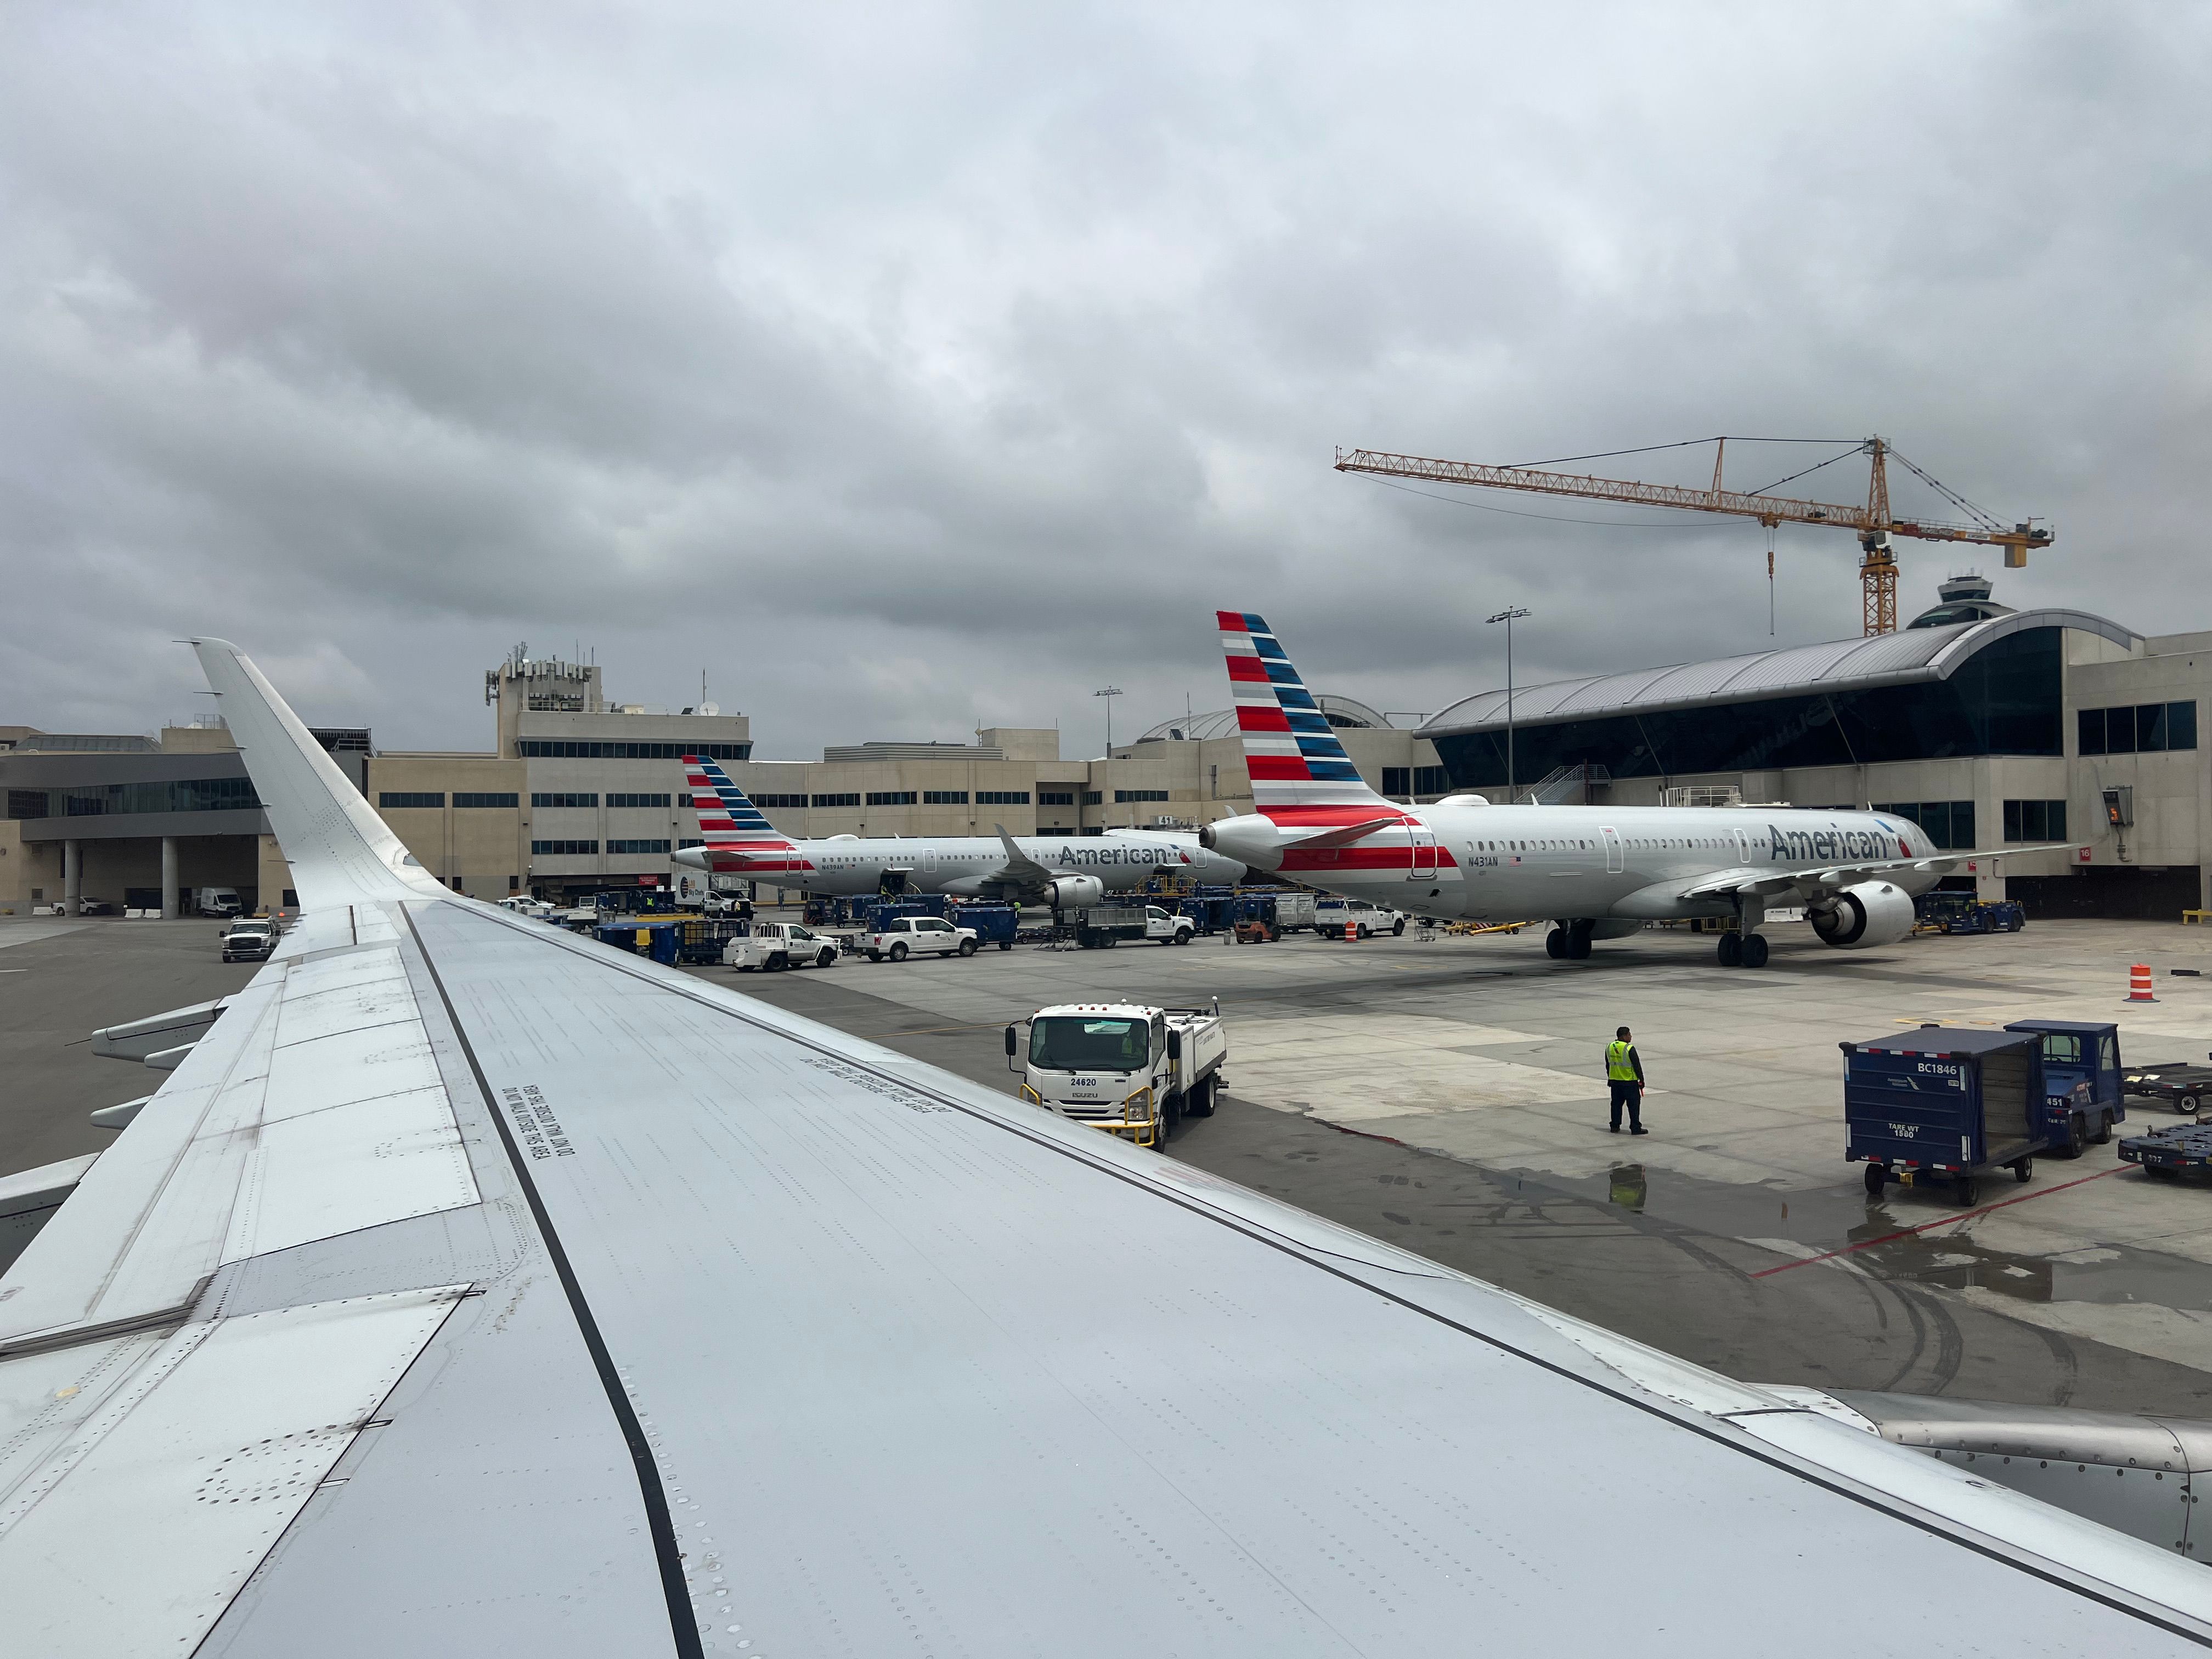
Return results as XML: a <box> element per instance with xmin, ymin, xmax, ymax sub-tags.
<box><xmin>1006</xmin><ymin>1001</ymin><xmax>1227</xmax><ymax>1147</ymax></box>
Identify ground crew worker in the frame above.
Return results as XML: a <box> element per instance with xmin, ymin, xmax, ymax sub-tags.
<box><xmin>1606</xmin><ymin>1025</ymin><xmax>1647</xmax><ymax>1135</ymax></box>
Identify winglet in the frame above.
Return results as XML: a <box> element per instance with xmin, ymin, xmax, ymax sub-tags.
<box><xmin>191</xmin><ymin>639</ymin><xmax>448</xmax><ymax>910</ymax></box>
<box><xmin>992</xmin><ymin>823</ymin><xmax>1049</xmax><ymax>881</ymax></box>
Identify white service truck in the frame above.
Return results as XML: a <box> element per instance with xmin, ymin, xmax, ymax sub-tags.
<box><xmin>1006</xmin><ymin>1001</ymin><xmax>1228</xmax><ymax>1147</ymax></box>
<box><xmin>194</xmin><ymin>887</ymin><xmax>243</xmax><ymax>918</ymax></box>
<box><xmin>1070</xmin><ymin>905</ymin><xmax>1196</xmax><ymax>949</ymax></box>
<box><xmin>723</xmin><ymin>921</ymin><xmax>840</xmax><ymax>972</ymax></box>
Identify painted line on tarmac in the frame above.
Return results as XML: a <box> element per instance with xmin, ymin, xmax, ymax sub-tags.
<box><xmin>1751</xmin><ymin>1164</ymin><xmax>2130</xmax><ymax>1278</ymax></box>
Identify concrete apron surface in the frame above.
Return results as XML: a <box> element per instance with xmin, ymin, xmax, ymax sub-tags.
<box><xmin>724</xmin><ymin>915</ymin><xmax>2212</xmax><ymax>1388</ymax></box>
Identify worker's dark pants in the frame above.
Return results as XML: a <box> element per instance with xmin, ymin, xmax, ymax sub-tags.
<box><xmin>1609</xmin><ymin>1082</ymin><xmax>1643</xmax><ymax>1131</ymax></box>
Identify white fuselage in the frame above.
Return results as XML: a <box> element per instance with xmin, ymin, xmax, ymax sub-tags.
<box><xmin>1276</xmin><ymin>804</ymin><xmax>1942</xmax><ymax>923</ymax></box>
<box><xmin>703</xmin><ymin>831</ymin><xmax>1244</xmax><ymax>898</ymax></box>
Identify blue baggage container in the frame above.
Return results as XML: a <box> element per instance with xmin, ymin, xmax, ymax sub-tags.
<box><xmin>596</xmin><ymin>919</ymin><xmax>682</xmax><ymax>964</ymax></box>
<box><xmin>1842</xmin><ymin>1025</ymin><xmax>2046</xmax><ymax>1204</ymax></box>
<box><xmin>2004</xmin><ymin>1019</ymin><xmax>2126</xmax><ymax>1156</ymax></box>
<box><xmin>948</xmin><ymin>903</ymin><xmax>1018</xmax><ymax>949</ymax></box>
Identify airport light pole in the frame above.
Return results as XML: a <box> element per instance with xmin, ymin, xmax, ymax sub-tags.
<box><xmin>1485</xmin><ymin>608</ymin><xmax>1531</xmax><ymax>804</ymax></box>
<box><xmin>1094</xmin><ymin>686</ymin><xmax>1123</xmax><ymax>826</ymax></box>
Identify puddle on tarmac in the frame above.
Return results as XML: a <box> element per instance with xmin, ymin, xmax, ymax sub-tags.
<box><xmin>1522</xmin><ymin>1159</ymin><xmax>2212</xmax><ymax>1311</ymax></box>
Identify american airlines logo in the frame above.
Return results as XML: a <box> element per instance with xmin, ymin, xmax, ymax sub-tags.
<box><xmin>1767</xmin><ymin>825</ymin><xmax>1898</xmax><ymax>862</ymax></box>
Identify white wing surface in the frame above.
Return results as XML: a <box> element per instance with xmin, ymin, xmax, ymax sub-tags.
<box><xmin>1</xmin><ymin>640</ymin><xmax>2208</xmax><ymax>1656</ymax></box>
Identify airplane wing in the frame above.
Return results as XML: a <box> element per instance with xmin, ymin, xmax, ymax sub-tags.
<box><xmin>1677</xmin><ymin>842</ymin><xmax>2080</xmax><ymax>902</ymax></box>
<box><xmin>2</xmin><ymin>646</ymin><xmax>2208</xmax><ymax>1655</ymax></box>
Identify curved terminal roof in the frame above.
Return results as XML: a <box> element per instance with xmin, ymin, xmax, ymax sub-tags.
<box><xmin>1420</xmin><ymin>609</ymin><xmax>2141</xmax><ymax>737</ymax></box>
<box><xmin>1137</xmin><ymin>693</ymin><xmax>1390</xmax><ymax>744</ymax></box>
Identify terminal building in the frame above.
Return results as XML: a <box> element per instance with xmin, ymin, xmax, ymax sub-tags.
<box><xmin>14</xmin><ymin>575</ymin><xmax>2191</xmax><ymax>919</ymax></box>
<box><xmin>1419</xmin><ymin>576</ymin><xmax>2209</xmax><ymax>917</ymax></box>
<box><xmin>0</xmin><ymin>650</ymin><xmax>1442</xmax><ymax>912</ymax></box>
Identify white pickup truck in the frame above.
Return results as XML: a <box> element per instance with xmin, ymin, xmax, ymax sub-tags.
<box><xmin>723</xmin><ymin>921</ymin><xmax>840</xmax><ymax>972</ymax></box>
<box><xmin>860</xmin><ymin>915</ymin><xmax>980</xmax><ymax>962</ymax></box>
<box><xmin>1314</xmin><ymin>897</ymin><xmax>1407</xmax><ymax>938</ymax></box>
<box><xmin>1005</xmin><ymin>1001</ymin><xmax>1228</xmax><ymax>1147</ymax></box>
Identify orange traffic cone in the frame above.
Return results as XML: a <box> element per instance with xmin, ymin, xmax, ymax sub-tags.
<box><xmin>2127</xmin><ymin>963</ymin><xmax>2157</xmax><ymax>1002</ymax></box>
<box><xmin>1344</xmin><ymin>918</ymin><xmax>1358</xmax><ymax>943</ymax></box>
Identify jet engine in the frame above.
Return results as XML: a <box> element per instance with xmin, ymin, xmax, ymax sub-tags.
<box><xmin>1045</xmin><ymin>874</ymin><xmax>1105</xmax><ymax>910</ymax></box>
<box><xmin>1809</xmin><ymin>881</ymin><xmax>1916</xmax><ymax>949</ymax></box>
<box><xmin>1198</xmin><ymin>814</ymin><xmax>1286</xmax><ymax>872</ymax></box>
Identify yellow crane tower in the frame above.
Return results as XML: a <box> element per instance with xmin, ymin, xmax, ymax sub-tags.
<box><xmin>1334</xmin><ymin>436</ymin><xmax>2052</xmax><ymax>635</ymax></box>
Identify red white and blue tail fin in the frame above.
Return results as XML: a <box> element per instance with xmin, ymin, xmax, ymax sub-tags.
<box><xmin>684</xmin><ymin>756</ymin><xmax>808</xmax><ymax>872</ymax></box>
<box><xmin>1216</xmin><ymin>611</ymin><xmax>1398</xmax><ymax>821</ymax></box>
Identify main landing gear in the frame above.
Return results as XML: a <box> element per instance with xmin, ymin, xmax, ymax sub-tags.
<box><xmin>1716</xmin><ymin>931</ymin><xmax>1769</xmax><ymax>969</ymax></box>
<box><xmin>1545</xmin><ymin>921</ymin><xmax>1594</xmax><ymax>961</ymax></box>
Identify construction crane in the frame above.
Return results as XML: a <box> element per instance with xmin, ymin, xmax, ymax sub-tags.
<box><xmin>1334</xmin><ymin>437</ymin><xmax>2052</xmax><ymax>635</ymax></box>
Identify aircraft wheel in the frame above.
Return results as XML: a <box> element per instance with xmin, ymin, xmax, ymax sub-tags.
<box><xmin>1863</xmin><ymin>1163</ymin><xmax>1886</xmax><ymax>1197</ymax></box>
<box><xmin>1741</xmin><ymin>933</ymin><xmax>1770</xmax><ymax>969</ymax></box>
<box><xmin>1716</xmin><ymin>932</ymin><xmax>1743</xmax><ymax>968</ymax></box>
<box><xmin>1545</xmin><ymin>929</ymin><xmax>1567</xmax><ymax>960</ymax></box>
<box><xmin>957</xmin><ymin>938</ymin><xmax>978</xmax><ymax>957</ymax></box>
<box><xmin>2095</xmin><ymin>1111</ymin><xmax>2113</xmax><ymax>1144</ymax></box>
<box><xmin>889</xmin><ymin>941</ymin><xmax>908</xmax><ymax>962</ymax></box>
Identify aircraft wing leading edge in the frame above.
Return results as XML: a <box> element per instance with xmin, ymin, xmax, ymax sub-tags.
<box><xmin>0</xmin><ymin>641</ymin><xmax>2207</xmax><ymax>1655</ymax></box>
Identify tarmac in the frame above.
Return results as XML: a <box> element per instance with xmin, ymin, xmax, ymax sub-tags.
<box><xmin>8</xmin><ymin>910</ymin><xmax>2212</xmax><ymax>1418</ymax></box>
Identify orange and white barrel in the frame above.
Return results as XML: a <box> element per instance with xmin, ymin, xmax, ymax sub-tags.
<box><xmin>1344</xmin><ymin>918</ymin><xmax>1358</xmax><ymax>943</ymax></box>
<box><xmin>2128</xmin><ymin>963</ymin><xmax>2157</xmax><ymax>1002</ymax></box>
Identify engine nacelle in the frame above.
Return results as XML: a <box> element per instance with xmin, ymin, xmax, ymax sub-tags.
<box><xmin>1809</xmin><ymin>881</ymin><xmax>1916</xmax><ymax>949</ymax></box>
<box><xmin>1198</xmin><ymin>814</ymin><xmax>1286</xmax><ymax>872</ymax></box>
<box><xmin>1045</xmin><ymin>874</ymin><xmax>1105</xmax><ymax>910</ymax></box>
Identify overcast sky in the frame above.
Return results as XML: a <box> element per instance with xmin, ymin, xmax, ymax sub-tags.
<box><xmin>3</xmin><ymin>3</ymin><xmax>2206</xmax><ymax>759</ymax></box>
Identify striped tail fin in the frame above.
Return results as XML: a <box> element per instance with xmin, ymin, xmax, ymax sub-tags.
<box><xmin>684</xmin><ymin>756</ymin><xmax>809</xmax><ymax>873</ymax></box>
<box><xmin>1216</xmin><ymin>611</ymin><xmax>1397</xmax><ymax>822</ymax></box>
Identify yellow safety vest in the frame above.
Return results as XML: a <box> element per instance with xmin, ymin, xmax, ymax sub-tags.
<box><xmin>1606</xmin><ymin>1041</ymin><xmax>1638</xmax><ymax>1082</ymax></box>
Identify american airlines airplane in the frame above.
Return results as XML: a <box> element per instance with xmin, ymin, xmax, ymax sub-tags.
<box><xmin>5</xmin><ymin>640</ymin><xmax>2208</xmax><ymax>1655</ymax></box>
<box><xmin>1199</xmin><ymin>609</ymin><xmax>2071</xmax><ymax>967</ymax></box>
<box><xmin>670</xmin><ymin>754</ymin><xmax>1245</xmax><ymax>904</ymax></box>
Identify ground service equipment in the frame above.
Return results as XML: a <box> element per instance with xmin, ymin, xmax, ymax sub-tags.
<box><xmin>2125</xmin><ymin>1055</ymin><xmax>2212</xmax><ymax>1114</ymax></box>
<box><xmin>1007</xmin><ymin>1001</ymin><xmax>1228</xmax><ymax>1145</ymax></box>
<box><xmin>1844</xmin><ymin>1025</ymin><xmax>2045</xmax><ymax>1203</ymax></box>
<box><xmin>2006</xmin><ymin>1020</ymin><xmax>2126</xmax><ymax>1155</ymax></box>
<box><xmin>2120</xmin><ymin>1121</ymin><xmax>2212</xmax><ymax>1180</ymax></box>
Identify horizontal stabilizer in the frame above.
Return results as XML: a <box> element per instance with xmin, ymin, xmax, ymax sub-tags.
<box><xmin>1288</xmin><ymin>815</ymin><xmax>1406</xmax><ymax>851</ymax></box>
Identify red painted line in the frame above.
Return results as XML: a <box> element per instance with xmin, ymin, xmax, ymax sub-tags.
<box><xmin>1750</xmin><ymin>1164</ymin><xmax>2131</xmax><ymax>1277</ymax></box>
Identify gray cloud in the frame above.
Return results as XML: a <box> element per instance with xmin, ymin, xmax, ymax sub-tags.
<box><xmin>3</xmin><ymin>3</ymin><xmax>2208</xmax><ymax>757</ymax></box>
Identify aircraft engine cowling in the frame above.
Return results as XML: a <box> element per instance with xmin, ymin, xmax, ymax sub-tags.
<box><xmin>1045</xmin><ymin>874</ymin><xmax>1105</xmax><ymax>910</ymax></box>
<box><xmin>1809</xmin><ymin>881</ymin><xmax>1916</xmax><ymax>950</ymax></box>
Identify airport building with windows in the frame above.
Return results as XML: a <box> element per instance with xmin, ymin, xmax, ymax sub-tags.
<box><xmin>15</xmin><ymin>575</ymin><xmax>2194</xmax><ymax>918</ymax></box>
<box><xmin>1419</xmin><ymin>577</ymin><xmax>2211</xmax><ymax>917</ymax></box>
<box><xmin>0</xmin><ymin>651</ymin><xmax>1442</xmax><ymax>911</ymax></box>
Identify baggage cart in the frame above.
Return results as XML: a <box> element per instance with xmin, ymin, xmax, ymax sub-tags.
<box><xmin>1842</xmin><ymin>1025</ymin><xmax>2047</xmax><ymax>1205</ymax></box>
<box><xmin>2123</xmin><ymin>1054</ymin><xmax>2212</xmax><ymax>1115</ymax></box>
